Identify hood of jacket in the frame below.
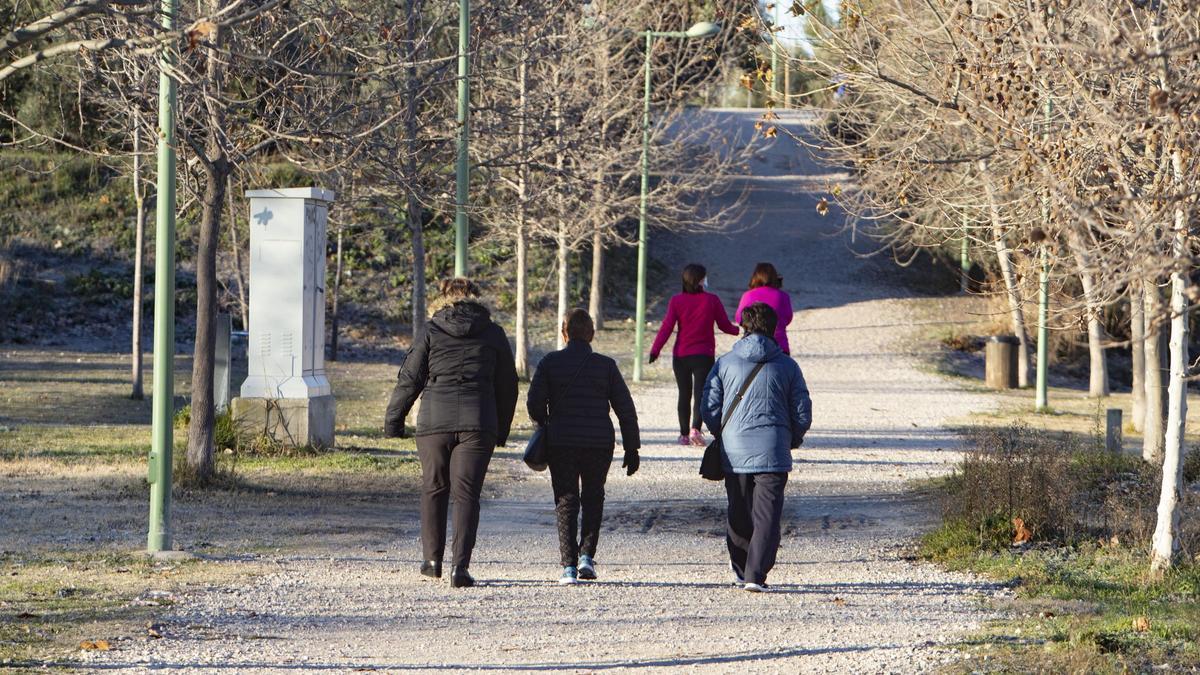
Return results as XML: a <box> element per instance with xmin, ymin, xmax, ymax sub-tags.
<box><xmin>732</xmin><ymin>333</ymin><xmax>782</xmax><ymax>363</ymax></box>
<box><xmin>431</xmin><ymin>301</ymin><xmax>492</xmax><ymax>338</ymax></box>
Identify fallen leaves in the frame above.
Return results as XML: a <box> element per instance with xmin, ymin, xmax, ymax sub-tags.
<box><xmin>831</xmin><ymin>596</ymin><xmax>846</xmax><ymax>606</ymax></box>
<box><xmin>1132</xmin><ymin>616</ymin><xmax>1150</xmax><ymax>632</ymax></box>
<box><xmin>79</xmin><ymin>639</ymin><xmax>111</xmax><ymax>651</ymax></box>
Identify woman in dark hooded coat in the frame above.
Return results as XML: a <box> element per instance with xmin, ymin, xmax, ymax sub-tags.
<box><xmin>384</xmin><ymin>278</ymin><xmax>518</xmax><ymax>588</ymax></box>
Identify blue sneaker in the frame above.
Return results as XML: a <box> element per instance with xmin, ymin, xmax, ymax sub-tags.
<box><xmin>558</xmin><ymin>566</ymin><xmax>579</xmax><ymax>585</ymax></box>
<box><xmin>577</xmin><ymin>555</ymin><xmax>597</xmax><ymax>581</ymax></box>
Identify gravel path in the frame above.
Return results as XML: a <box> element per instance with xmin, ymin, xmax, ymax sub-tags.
<box><xmin>90</xmin><ymin>111</ymin><xmax>1000</xmax><ymax>673</ymax></box>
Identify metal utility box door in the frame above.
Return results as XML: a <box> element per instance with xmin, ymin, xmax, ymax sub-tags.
<box><xmin>240</xmin><ymin>188</ymin><xmax>334</xmax><ymax>399</ymax></box>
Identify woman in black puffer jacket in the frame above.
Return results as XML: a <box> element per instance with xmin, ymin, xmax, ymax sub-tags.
<box><xmin>384</xmin><ymin>278</ymin><xmax>518</xmax><ymax>588</ymax></box>
<box><xmin>527</xmin><ymin>309</ymin><xmax>640</xmax><ymax>585</ymax></box>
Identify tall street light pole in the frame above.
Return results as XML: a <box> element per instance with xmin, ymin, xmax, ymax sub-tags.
<box><xmin>633</xmin><ymin>21</ymin><xmax>721</xmax><ymax>382</ymax></box>
<box><xmin>454</xmin><ymin>0</ymin><xmax>470</xmax><ymax>277</ymax></box>
<box><xmin>147</xmin><ymin>0</ymin><xmax>179</xmax><ymax>553</ymax></box>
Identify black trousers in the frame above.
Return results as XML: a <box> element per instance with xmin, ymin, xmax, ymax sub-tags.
<box><xmin>416</xmin><ymin>431</ymin><xmax>495</xmax><ymax>568</ymax></box>
<box><xmin>673</xmin><ymin>354</ymin><xmax>715</xmax><ymax>436</ymax></box>
<box><xmin>724</xmin><ymin>472</ymin><xmax>788</xmax><ymax>585</ymax></box>
<box><xmin>548</xmin><ymin>447</ymin><xmax>614</xmax><ymax>567</ymax></box>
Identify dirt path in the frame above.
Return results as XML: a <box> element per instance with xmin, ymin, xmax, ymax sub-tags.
<box><xmin>89</xmin><ymin>111</ymin><xmax>999</xmax><ymax>673</ymax></box>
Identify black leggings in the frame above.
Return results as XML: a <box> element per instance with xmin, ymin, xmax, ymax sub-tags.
<box><xmin>548</xmin><ymin>447</ymin><xmax>614</xmax><ymax>567</ymax></box>
<box><xmin>673</xmin><ymin>354</ymin><xmax>715</xmax><ymax>436</ymax></box>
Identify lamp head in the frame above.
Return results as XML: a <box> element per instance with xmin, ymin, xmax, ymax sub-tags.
<box><xmin>684</xmin><ymin>21</ymin><xmax>720</xmax><ymax>39</ymax></box>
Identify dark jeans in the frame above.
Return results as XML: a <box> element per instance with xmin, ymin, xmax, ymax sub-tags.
<box><xmin>416</xmin><ymin>431</ymin><xmax>495</xmax><ymax>568</ymax></box>
<box><xmin>548</xmin><ymin>447</ymin><xmax>614</xmax><ymax>567</ymax></box>
<box><xmin>673</xmin><ymin>354</ymin><xmax>715</xmax><ymax>436</ymax></box>
<box><xmin>725</xmin><ymin>471</ymin><xmax>788</xmax><ymax>585</ymax></box>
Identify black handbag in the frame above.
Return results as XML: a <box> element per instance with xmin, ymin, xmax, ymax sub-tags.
<box><xmin>701</xmin><ymin>362</ymin><xmax>767</xmax><ymax>481</ymax></box>
<box><xmin>524</xmin><ymin>354</ymin><xmax>592</xmax><ymax>471</ymax></box>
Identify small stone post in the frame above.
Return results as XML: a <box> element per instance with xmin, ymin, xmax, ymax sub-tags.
<box><xmin>1105</xmin><ymin>408</ymin><xmax>1123</xmax><ymax>454</ymax></box>
<box><xmin>214</xmin><ymin>312</ymin><xmax>231</xmax><ymax>412</ymax></box>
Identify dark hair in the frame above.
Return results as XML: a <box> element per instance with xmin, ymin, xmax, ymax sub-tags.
<box><xmin>748</xmin><ymin>262</ymin><xmax>783</xmax><ymax>290</ymax></box>
<box><xmin>563</xmin><ymin>308</ymin><xmax>595</xmax><ymax>343</ymax></box>
<box><xmin>439</xmin><ymin>277</ymin><xmax>481</xmax><ymax>301</ymax></box>
<box><xmin>740</xmin><ymin>302</ymin><xmax>778</xmax><ymax>339</ymax></box>
<box><xmin>681</xmin><ymin>264</ymin><xmax>707</xmax><ymax>294</ymax></box>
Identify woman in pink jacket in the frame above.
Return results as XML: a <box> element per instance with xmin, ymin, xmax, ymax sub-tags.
<box><xmin>734</xmin><ymin>263</ymin><xmax>794</xmax><ymax>355</ymax></box>
<box><xmin>649</xmin><ymin>264</ymin><xmax>739</xmax><ymax>446</ymax></box>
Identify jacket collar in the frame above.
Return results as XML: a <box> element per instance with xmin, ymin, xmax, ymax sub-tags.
<box><xmin>565</xmin><ymin>340</ymin><xmax>593</xmax><ymax>354</ymax></box>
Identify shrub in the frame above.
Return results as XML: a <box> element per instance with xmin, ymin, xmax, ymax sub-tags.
<box><xmin>939</xmin><ymin>424</ymin><xmax>1194</xmax><ymax>551</ymax></box>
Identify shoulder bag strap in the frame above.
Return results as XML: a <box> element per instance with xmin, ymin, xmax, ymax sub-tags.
<box><xmin>720</xmin><ymin>361</ymin><xmax>767</xmax><ymax>429</ymax></box>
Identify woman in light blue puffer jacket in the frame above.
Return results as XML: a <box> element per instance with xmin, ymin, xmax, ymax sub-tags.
<box><xmin>702</xmin><ymin>302</ymin><xmax>811</xmax><ymax>592</ymax></box>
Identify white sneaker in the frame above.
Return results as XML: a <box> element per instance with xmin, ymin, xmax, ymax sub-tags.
<box><xmin>743</xmin><ymin>582</ymin><xmax>770</xmax><ymax>593</ymax></box>
<box><xmin>730</xmin><ymin>562</ymin><xmax>744</xmax><ymax>586</ymax></box>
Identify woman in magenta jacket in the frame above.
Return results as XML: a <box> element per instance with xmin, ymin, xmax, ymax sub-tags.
<box><xmin>649</xmin><ymin>263</ymin><xmax>739</xmax><ymax>446</ymax></box>
<box><xmin>735</xmin><ymin>262</ymin><xmax>794</xmax><ymax>355</ymax></box>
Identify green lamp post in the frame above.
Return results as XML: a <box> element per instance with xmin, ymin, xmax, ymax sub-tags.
<box><xmin>147</xmin><ymin>0</ymin><xmax>179</xmax><ymax>553</ymax></box>
<box><xmin>633</xmin><ymin>21</ymin><xmax>720</xmax><ymax>383</ymax></box>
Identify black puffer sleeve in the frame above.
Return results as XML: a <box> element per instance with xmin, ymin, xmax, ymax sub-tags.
<box><xmin>383</xmin><ymin>327</ymin><xmax>430</xmax><ymax>437</ymax></box>
<box><xmin>491</xmin><ymin>324</ymin><xmax>519</xmax><ymax>446</ymax></box>
<box><xmin>608</xmin><ymin>359</ymin><xmax>640</xmax><ymax>452</ymax></box>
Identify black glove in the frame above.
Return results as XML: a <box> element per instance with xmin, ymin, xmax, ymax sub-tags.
<box><xmin>384</xmin><ymin>425</ymin><xmax>408</xmax><ymax>439</ymax></box>
<box><xmin>647</xmin><ymin>353</ymin><xmax>659</xmax><ymax>364</ymax></box>
<box><xmin>622</xmin><ymin>450</ymin><xmax>640</xmax><ymax>476</ymax></box>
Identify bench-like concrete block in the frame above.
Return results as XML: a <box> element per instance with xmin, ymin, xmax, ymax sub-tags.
<box><xmin>231</xmin><ymin>395</ymin><xmax>335</xmax><ymax>449</ymax></box>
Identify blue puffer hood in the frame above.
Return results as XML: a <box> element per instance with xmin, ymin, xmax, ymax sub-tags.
<box><xmin>732</xmin><ymin>333</ymin><xmax>782</xmax><ymax>363</ymax></box>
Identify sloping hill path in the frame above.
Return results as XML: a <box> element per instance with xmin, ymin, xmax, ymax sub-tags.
<box><xmin>90</xmin><ymin>110</ymin><xmax>999</xmax><ymax>674</ymax></box>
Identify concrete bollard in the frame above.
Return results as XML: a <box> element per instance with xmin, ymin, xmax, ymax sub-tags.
<box><xmin>1106</xmin><ymin>408</ymin><xmax>1123</xmax><ymax>453</ymax></box>
<box><xmin>214</xmin><ymin>313</ymin><xmax>232</xmax><ymax>412</ymax></box>
<box><xmin>985</xmin><ymin>335</ymin><xmax>1019</xmax><ymax>389</ymax></box>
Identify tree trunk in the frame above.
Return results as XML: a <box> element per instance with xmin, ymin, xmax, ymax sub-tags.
<box><xmin>981</xmin><ymin>163</ymin><xmax>1031</xmax><ymax>387</ymax></box>
<box><xmin>554</xmin><ymin>89</ymin><xmax>567</xmax><ymax>350</ymax></box>
<box><xmin>588</xmin><ymin>226</ymin><xmax>604</xmax><ymax>329</ymax></box>
<box><xmin>1150</xmin><ymin>149</ymin><xmax>1189</xmax><ymax>575</ymax></box>
<box><xmin>513</xmin><ymin>56</ymin><xmax>529</xmax><ymax>376</ymax></box>
<box><xmin>130</xmin><ymin>121</ymin><xmax>145</xmax><ymax>400</ymax></box>
<box><xmin>405</xmin><ymin>0</ymin><xmax>426</xmax><ymax>335</ymax></box>
<box><xmin>1143</xmin><ymin>280</ymin><xmax>1166</xmax><ymax>462</ymax></box>
<box><xmin>556</xmin><ymin>222</ymin><xmax>568</xmax><ymax>350</ymax></box>
<box><xmin>186</xmin><ymin>4</ymin><xmax>229</xmax><ymax>482</ymax></box>
<box><xmin>328</xmin><ymin>226</ymin><xmax>343</xmax><ymax>362</ymax></box>
<box><xmin>409</xmin><ymin>204</ymin><xmax>426</xmax><ymax>332</ymax></box>
<box><xmin>1130</xmin><ymin>283</ymin><xmax>1146</xmax><ymax>433</ymax></box>
<box><xmin>187</xmin><ymin>157</ymin><xmax>229</xmax><ymax>481</ymax></box>
<box><xmin>1068</xmin><ymin>234</ymin><xmax>1109</xmax><ymax>397</ymax></box>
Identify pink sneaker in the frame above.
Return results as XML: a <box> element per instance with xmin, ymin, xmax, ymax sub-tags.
<box><xmin>689</xmin><ymin>429</ymin><xmax>706</xmax><ymax>446</ymax></box>
<box><xmin>678</xmin><ymin>435</ymin><xmax>691</xmax><ymax>446</ymax></box>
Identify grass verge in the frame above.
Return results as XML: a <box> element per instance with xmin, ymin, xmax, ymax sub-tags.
<box><xmin>923</xmin><ymin>527</ymin><xmax>1200</xmax><ymax>672</ymax></box>
<box><xmin>0</xmin><ymin>551</ymin><xmax>256</xmax><ymax>672</ymax></box>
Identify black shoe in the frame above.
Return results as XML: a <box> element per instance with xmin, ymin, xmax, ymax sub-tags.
<box><xmin>420</xmin><ymin>560</ymin><xmax>442</xmax><ymax>579</ymax></box>
<box><xmin>450</xmin><ymin>566</ymin><xmax>474</xmax><ymax>588</ymax></box>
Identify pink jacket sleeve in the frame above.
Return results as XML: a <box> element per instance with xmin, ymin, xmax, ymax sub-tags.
<box><xmin>712</xmin><ymin>294</ymin><xmax>739</xmax><ymax>336</ymax></box>
<box><xmin>777</xmin><ymin>292</ymin><xmax>794</xmax><ymax>328</ymax></box>
<box><xmin>650</xmin><ymin>296</ymin><xmax>678</xmax><ymax>357</ymax></box>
